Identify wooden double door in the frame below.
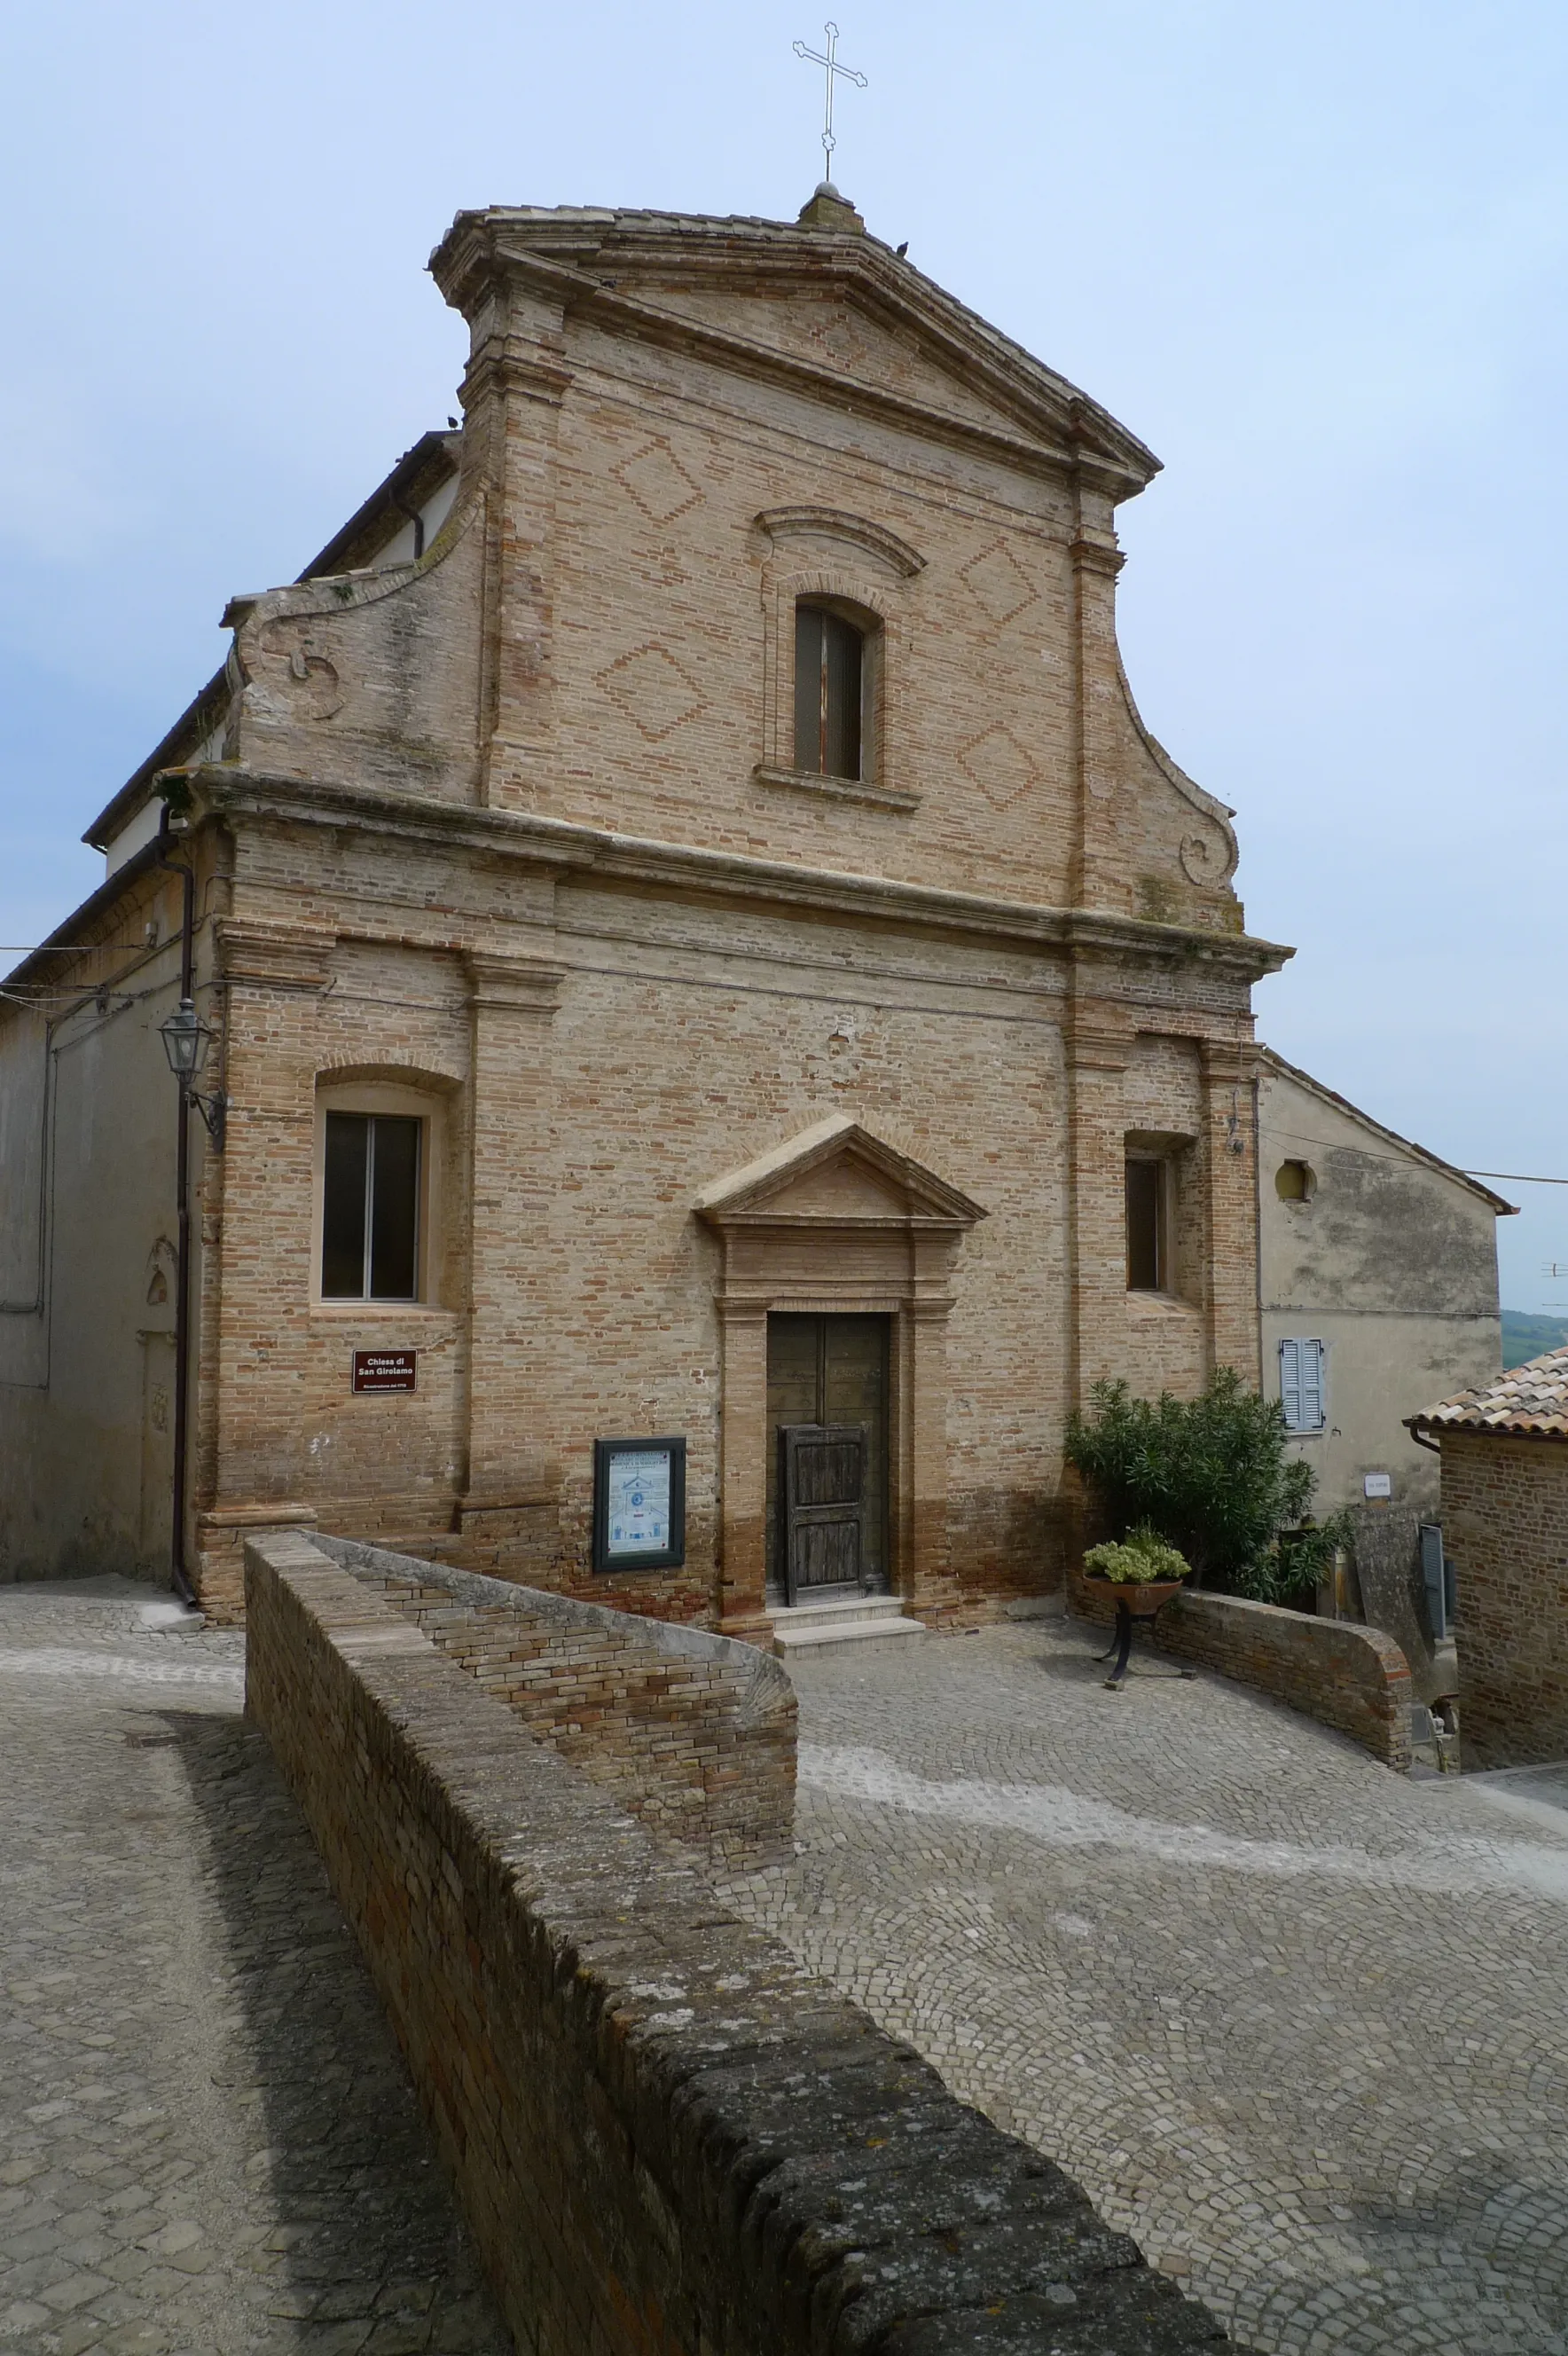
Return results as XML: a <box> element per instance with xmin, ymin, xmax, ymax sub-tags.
<box><xmin>765</xmin><ymin>1314</ymin><xmax>890</xmax><ymax>1607</ymax></box>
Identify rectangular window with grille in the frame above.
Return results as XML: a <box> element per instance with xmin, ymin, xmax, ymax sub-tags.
<box><xmin>1279</xmin><ymin>1337</ymin><xmax>1327</xmax><ymax>1433</ymax></box>
<box><xmin>794</xmin><ymin>602</ymin><xmax>864</xmax><ymax>780</ymax></box>
<box><xmin>321</xmin><ymin>1112</ymin><xmax>422</xmax><ymax>1300</ymax></box>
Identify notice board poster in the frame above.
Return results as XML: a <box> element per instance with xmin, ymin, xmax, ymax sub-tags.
<box><xmin>592</xmin><ymin>1436</ymin><xmax>686</xmax><ymax>1573</ymax></box>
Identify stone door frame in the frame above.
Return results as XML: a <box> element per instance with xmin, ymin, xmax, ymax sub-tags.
<box><xmin>694</xmin><ymin>1117</ymin><xmax>985</xmax><ymax>1637</ymax></box>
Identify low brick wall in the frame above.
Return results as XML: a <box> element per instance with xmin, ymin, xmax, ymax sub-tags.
<box><xmin>246</xmin><ymin>1530</ymin><xmax>1236</xmax><ymax>2356</ymax></box>
<box><xmin>317</xmin><ymin>1537</ymin><xmax>796</xmax><ymax>1871</ymax></box>
<box><xmin>1440</xmin><ymin>1431</ymin><xmax>1568</xmax><ymax>1769</ymax></box>
<box><xmin>1071</xmin><ymin>1576</ymin><xmax>1413</xmax><ymax>1771</ymax></box>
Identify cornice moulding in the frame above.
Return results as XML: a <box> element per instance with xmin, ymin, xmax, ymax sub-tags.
<box><xmin>193</xmin><ymin>767</ymin><xmax>1294</xmax><ymax>984</ymax></box>
<box><xmin>436</xmin><ymin>220</ymin><xmax>1154</xmax><ymax>499</ymax></box>
<box><xmin>215</xmin><ymin>915</ymin><xmax>335</xmax><ymax>992</ymax></box>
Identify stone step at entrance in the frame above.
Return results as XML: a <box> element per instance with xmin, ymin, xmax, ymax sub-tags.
<box><xmin>769</xmin><ymin>1592</ymin><xmax>927</xmax><ymax>1659</ymax></box>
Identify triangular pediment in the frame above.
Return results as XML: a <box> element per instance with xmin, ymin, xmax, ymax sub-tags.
<box><xmin>694</xmin><ymin>1114</ymin><xmax>986</xmax><ymax>1230</ymax></box>
<box><xmin>432</xmin><ymin>208</ymin><xmax>1159</xmax><ymax>497</ymax></box>
<box><xmin>634</xmin><ymin>285</ymin><xmax>1047</xmax><ymax>445</ymax></box>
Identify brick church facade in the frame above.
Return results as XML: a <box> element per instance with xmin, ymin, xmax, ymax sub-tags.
<box><xmin>0</xmin><ymin>187</ymin><xmax>1292</xmax><ymax>1628</ymax></box>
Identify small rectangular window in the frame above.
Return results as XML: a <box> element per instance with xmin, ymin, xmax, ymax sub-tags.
<box><xmin>795</xmin><ymin>603</ymin><xmax>863</xmax><ymax>780</ymax></box>
<box><xmin>1279</xmin><ymin>1338</ymin><xmax>1326</xmax><ymax>1433</ymax></box>
<box><xmin>322</xmin><ymin>1112</ymin><xmax>421</xmax><ymax>1300</ymax></box>
<box><xmin>1125</xmin><ymin>1158</ymin><xmax>1164</xmax><ymax>1291</ymax></box>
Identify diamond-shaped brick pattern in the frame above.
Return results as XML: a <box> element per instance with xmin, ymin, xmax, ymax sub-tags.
<box><xmin>611</xmin><ymin>438</ymin><xmax>704</xmax><ymax>526</ymax></box>
<box><xmin>958</xmin><ymin>723</ymin><xmax>1037</xmax><ymax>810</ymax></box>
<box><xmin>960</xmin><ymin>540</ymin><xmax>1036</xmax><ymax>629</ymax></box>
<box><xmin>599</xmin><ymin>645</ymin><xmax>707</xmax><ymax>742</ymax></box>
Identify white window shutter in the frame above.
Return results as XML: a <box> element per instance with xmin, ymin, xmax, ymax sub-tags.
<box><xmin>1280</xmin><ymin>1339</ymin><xmax>1325</xmax><ymax>1432</ymax></box>
<box><xmin>1301</xmin><ymin>1339</ymin><xmax>1325</xmax><ymax>1431</ymax></box>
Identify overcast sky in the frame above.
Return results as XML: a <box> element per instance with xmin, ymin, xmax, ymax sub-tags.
<box><xmin>3</xmin><ymin>0</ymin><xmax>1564</xmax><ymax>1312</ymax></box>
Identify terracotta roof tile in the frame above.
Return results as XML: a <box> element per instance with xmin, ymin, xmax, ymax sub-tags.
<box><xmin>1410</xmin><ymin>1347</ymin><xmax>1568</xmax><ymax>1441</ymax></box>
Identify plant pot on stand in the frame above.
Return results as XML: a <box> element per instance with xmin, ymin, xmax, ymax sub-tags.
<box><xmin>1086</xmin><ymin>1575</ymin><xmax>1188</xmax><ymax>1690</ymax></box>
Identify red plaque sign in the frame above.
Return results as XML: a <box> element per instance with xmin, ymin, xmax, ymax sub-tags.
<box><xmin>351</xmin><ymin>1349</ymin><xmax>418</xmax><ymax>1394</ymax></box>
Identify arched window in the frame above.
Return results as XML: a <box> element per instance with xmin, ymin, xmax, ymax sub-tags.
<box><xmin>1274</xmin><ymin>1159</ymin><xmax>1315</xmax><ymax>1204</ymax></box>
<box><xmin>794</xmin><ymin>602</ymin><xmax>865</xmax><ymax>781</ymax></box>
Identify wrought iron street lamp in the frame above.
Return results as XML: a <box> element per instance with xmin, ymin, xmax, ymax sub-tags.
<box><xmin>158</xmin><ymin>996</ymin><xmax>211</xmax><ymax>1080</ymax></box>
<box><xmin>158</xmin><ymin>996</ymin><xmax>224</xmax><ymax>1141</ymax></box>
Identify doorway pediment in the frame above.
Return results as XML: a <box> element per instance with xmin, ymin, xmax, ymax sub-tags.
<box><xmin>694</xmin><ymin>1113</ymin><xmax>986</xmax><ymax>1232</ymax></box>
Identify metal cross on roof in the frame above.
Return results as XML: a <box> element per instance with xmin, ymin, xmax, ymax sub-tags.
<box><xmin>792</xmin><ymin>21</ymin><xmax>867</xmax><ymax>192</ymax></box>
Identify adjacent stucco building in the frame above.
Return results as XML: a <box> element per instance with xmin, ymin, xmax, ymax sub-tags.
<box><xmin>1258</xmin><ymin>1049</ymin><xmax>1511</xmax><ymax>1518</ymax></box>
<box><xmin>1409</xmin><ymin>1349</ymin><xmax>1568</xmax><ymax>1768</ymax></box>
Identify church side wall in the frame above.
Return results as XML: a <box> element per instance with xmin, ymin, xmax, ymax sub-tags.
<box><xmin>0</xmin><ymin>874</ymin><xmax>194</xmax><ymax>1582</ymax></box>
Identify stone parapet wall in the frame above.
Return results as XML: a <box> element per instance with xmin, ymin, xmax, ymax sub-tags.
<box><xmin>1070</xmin><ymin>1576</ymin><xmax>1413</xmax><ymax>1770</ymax></box>
<box><xmin>317</xmin><ymin>1536</ymin><xmax>796</xmax><ymax>1871</ymax></box>
<box><xmin>245</xmin><ymin>1527</ymin><xmax>1236</xmax><ymax>2356</ymax></box>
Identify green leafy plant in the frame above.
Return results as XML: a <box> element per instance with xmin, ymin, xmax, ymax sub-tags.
<box><xmin>1082</xmin><ymin>1527</ymin><xmax>1190</xmax><ymax>1585</ymax></box>
<box><xmin>1065</xmin><ymin>1368</ymin><xmax>1351</xmax><ymax>1604</ymax></box>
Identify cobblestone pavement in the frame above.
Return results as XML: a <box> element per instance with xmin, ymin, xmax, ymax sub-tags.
<box><xmin>0</xmin><ymin>1579</ymin><xmax>507</xmax><ymax>2356</ymax></box>
<box><xmin>717</xmin><ymin>1614</ymin><xmax>1568</xmax><ymax>2356</ymax></box>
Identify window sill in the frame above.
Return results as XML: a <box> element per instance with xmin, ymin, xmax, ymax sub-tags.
<box><xmin>1126</xmin><ymin>1290</ymin><xmax>1202</xmax><ymax>1319</ymax></box>
<box><xmin>753</xmin><ymin>763</ymin><xmax>920</xmax><ymax>813</ymax></box>
<box><xmin>310</xmin><ymin>1302</ymin><xmax>457</xmax><ymax>1323</ymax></box>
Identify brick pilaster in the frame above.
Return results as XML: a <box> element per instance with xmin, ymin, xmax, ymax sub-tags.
<box><xmin>1064</xmin><ymin>993</ymin><xmax>1136</xmax><ymax>1404</ymax></box>
<box><xmin>462</xmin><ymin>954</ymin><xmax>563</xmax><ymax>1526</ymax></box>
<box><xmin>459</xmin><ymin>289</ymin><xmax>571</xmax><ymax>810</ymax></box>
<box><xmin>1199</xmin><ymin>1036</ymin><xmax>1262</xmax><ymax>1383</ymax></box>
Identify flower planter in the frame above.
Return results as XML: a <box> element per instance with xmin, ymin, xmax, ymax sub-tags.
<box><xmin>1085</xmin><ymin>1575</ymin><xmax>1187</xmax><ymax>1618</ymax></box>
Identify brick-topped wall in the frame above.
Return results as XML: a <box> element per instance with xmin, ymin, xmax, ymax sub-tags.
<box><xmin>318</xmin><ymin>1536</ymin><xmax>796</xmax><ymax>1870</ymax></box>
<box><xmin>1440</xmin><ymin>1432</ymin><xmax>1568</xmax><ymax>1768</ymax></box>
<box><xmin>246</xmin><ymin>1528</ymin><xmax>1237</xmax><ymax>2356</ymax></box>
<box><xmin>1070</xmin><ymin>1577</ymin><xmax>1413</xmax><ymax>1770</ymax></box>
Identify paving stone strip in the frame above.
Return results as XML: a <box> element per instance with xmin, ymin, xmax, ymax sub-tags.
<box><xmin>0</xmin><ymin>1580</ymin><xmax>507</xmax><ymax>2356</ymax></box>
<box><xmin>717</xmin><ymin>1617</ymin><xmax>1568</xmax><ymax>2356</ymax></box>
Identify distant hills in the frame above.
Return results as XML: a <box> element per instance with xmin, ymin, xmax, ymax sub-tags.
<box><xmin>1502</xmin><ymin>1310</ymin><xmax>1568</xmax><ymax>1370</ymax></box>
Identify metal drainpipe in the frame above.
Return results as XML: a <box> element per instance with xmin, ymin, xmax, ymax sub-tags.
<box><xmin>154</xmin><ymin>807</ymin><xmax>200</xmax><ymax>1609</ymax></box>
